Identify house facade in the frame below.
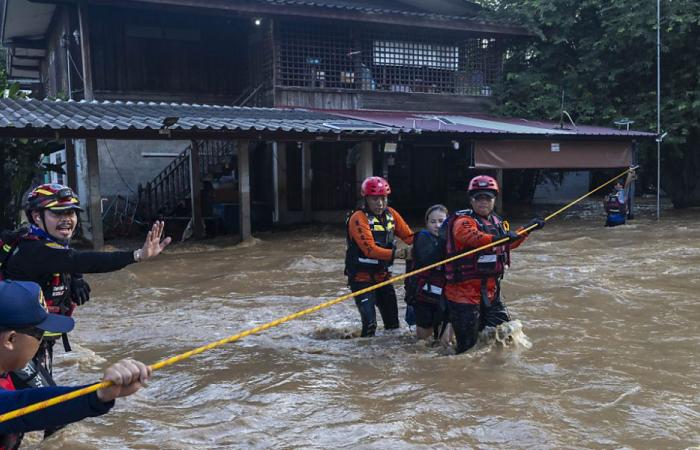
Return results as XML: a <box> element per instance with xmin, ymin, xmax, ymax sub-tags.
<box><xmin>2</xmin><ymin>0</ymin><xmax>649</xmax><ymax>244</ymax></box>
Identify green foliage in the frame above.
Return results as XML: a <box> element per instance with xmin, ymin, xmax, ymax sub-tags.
<box><xmin>477</xmin><ymin>0</ymin><xmax>700</xmax><ymax>207</ymax></box>
<box><xmin>0</xmin><ymin>77</ymin><xmax>62</xmax><ymax>228</ymax></box>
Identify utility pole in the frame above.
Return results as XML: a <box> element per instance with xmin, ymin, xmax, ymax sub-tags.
<box><xmin>656</xmin><ymin>0</ymin><xmax>661</xmax><ymax>219</ymax></box>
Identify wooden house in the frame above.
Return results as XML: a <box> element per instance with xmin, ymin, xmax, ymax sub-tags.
<box><xmin>1</xmin><ymin>0</ymin><xmax>652</xmax><ymax>245</ymax></box>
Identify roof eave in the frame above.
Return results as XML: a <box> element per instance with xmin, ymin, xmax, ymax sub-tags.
<box><xmin>67</xmin><ymin>0</ymin><xmax>531</xmax><ymax>36</ymax></box>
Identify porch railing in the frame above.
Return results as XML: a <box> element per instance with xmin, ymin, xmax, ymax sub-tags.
<box><xmin>138</xmin><ymin>140</ymin><xmax>235</xmax><ymax>220</ymax></box>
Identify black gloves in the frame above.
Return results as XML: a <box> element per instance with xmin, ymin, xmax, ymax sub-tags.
<box><xmin>497</xmin><ymin>230</ymin><xmax>523</xmax><ymax>244</ymax></box>
<box><xmin>71</xmin><ymin>276</ymin><xmax>91</xmax><ymax>305</ymax></box>
<box><xmin>525</xmin><ymin>217</ymin><xmax>546</xmax><ymax>231</ymax></box>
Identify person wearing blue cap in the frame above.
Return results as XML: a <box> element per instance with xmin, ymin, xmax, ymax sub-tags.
<box><xmin>0</xmin><ymin>183</ymin><xmax>170</xmax><ymax>418</ymax></box>
<box><xmin>0</xmin><ymin>280</ymin><xmax>151</xmax><ymax>449</ymax></box>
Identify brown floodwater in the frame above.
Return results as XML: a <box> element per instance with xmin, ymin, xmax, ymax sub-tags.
<box><xmin>22</xmin><ymin>199</ymin><xmax>700</xmax><ymax>449</ymax></box>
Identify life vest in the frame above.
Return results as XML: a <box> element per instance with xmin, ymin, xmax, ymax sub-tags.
<box><xmin>0</xmin><ymin>229</ymin><xmax>75</xmax><ymax>343</ymax></box>
<box><xmin>441</xmin><ymin>209</ymin><xmax>510</xmax><ymax>285</ymax></box>
<box><xmin>0</xmin><ymin>373</ymin><xmax>22</xmax><ymax>450</ymax></box>
<box><xmin>405</xmin><ymin>230</ymin><xmax>445</xmax><ymax>305</ymax></box>
<box><xmin>604</xmin><ymin>191</ymin><xmax>626</xmax><ymax>215</ymax></box>
<box><xmin>345</xmin><ymin>209</ymin><xmax>395</xmax><ymax>277</ymax></box>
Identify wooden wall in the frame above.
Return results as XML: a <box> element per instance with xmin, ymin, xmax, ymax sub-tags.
<box><xmin>89</xmin><ymin>6</ymin><xmax>253</xmax><ymax>103</ymax></box>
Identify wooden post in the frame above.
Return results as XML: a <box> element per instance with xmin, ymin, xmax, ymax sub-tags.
<box><xmin>78</xmin><ymin>4</ymin><xmax>103</xmax><ymax>248</ymax></box>
<box><xmin>64</xmin><ymin>139</ymin><xmax>77</xmax><ymax>191</ymax></box>
<box><xmin>273</xmin><ymin>142</ymin><xmax>288</xmax><ymax>224</ymax></box>
<box><xmin>495</xmin><ymin>169</ymin><xmax>504</xmax><ymax>212</ymax></box>
<box><xmin>355</xmin><ymin>141</ymin><xmax>373</xmax><ymax>194</ymax></box>
<box><xmin>77</xmin><ymin>4</ymin><xmax>94</xmax><ymax>101</ymax></box>
<box><xmin>85</xmin><ymin>139</ymin><xmax>103</xmax><ymax>250</ymax></box>
<box><xmin>301</xmin><ymin>142</ymin><xmax>312</xmax><ymax>222</ymax></box>
<box><xmin>238</xmin><ymin>140</ymin><xmax>251</xmax><ymax>240</ymax></box>
<box><xmin>189</xmin><ymin>142</ymin><xmax>205</xmax><ymax>238</ymax></box>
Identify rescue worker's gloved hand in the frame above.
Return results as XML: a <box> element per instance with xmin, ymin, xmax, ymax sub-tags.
<box><xmin>405</xmin><ymin>305</ymin><xmax>416</xmax><ymax>327</ymax></box>
<box><xmin>70</xmin><ymin>276</ymin><xmax>91</xmax><ymax>305</ymax></box>
<box><xmin>525</xmin><ymin>217</ymin><xmax>546</xmax><ymax>231</ymax></box>
<box><xmin>497</xmin><ymin>230</ymin><xmax>523</xmax><ymax>244</ymax></box>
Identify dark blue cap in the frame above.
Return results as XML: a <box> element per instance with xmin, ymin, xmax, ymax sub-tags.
<box><xmin>0</xmin><ymin>281</ymin><xmax>74</xmax><ymax>333</ymax></box>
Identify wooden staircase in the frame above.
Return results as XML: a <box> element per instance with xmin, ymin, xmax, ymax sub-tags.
<box><xmin>138</xmin><ymin>140</ymin><xmax>235</xmax><ymax>221</ymax></box>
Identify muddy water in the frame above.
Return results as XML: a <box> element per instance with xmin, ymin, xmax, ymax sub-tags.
<box><xmin>26</xmin><ymin>200</ymin><xmax>700</xmax><ymax>449</ymax></box>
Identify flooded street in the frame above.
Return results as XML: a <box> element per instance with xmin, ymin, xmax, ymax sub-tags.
<box><xmin>28</xmin><ymin>200</ymin><xmax>700</xmax><ymax>449</ymax></box>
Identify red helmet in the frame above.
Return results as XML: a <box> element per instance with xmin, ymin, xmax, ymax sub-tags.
<box><xmin>361</xmin><ymin>176</ymin><xmax>391</xmax><ymax>197</ymax></box>
<box><xmin>468</xmin><ymin>175</ymin><xmax>499</xmax><ymax>196</ymax></box>
<box><xmin>26</xmin><ymin>183</ymin><xmax>83</xmax><ymax>214</ymax></box>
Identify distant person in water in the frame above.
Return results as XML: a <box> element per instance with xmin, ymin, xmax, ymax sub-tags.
<box><xmin>604</xmin><ymin>170</ymin><xmax>635</xmax><ymax>227</ymax></box>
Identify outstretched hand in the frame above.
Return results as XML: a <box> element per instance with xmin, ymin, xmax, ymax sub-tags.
<box><xmin>138</xmin><ymin>221</ymin><xmax>172</xmax><ymax>261</ymax></box>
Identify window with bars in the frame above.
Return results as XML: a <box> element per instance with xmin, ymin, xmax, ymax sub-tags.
<box><xmin>276</xmin><ymin>22</ymin><xmax>504</xmax><ymax>96</ymax></box>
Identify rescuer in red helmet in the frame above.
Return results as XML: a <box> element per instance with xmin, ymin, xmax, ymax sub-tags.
<box><xmin>345</xmin><ymin>176</ymin><xmax>414</xmax><ymax>337</ymax></box>
<box><xmin>441</xmin><ymin>175</ymin><xmax>545</xmax><ymax>354</ymax></box>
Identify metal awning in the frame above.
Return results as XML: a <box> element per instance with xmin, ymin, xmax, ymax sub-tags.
<box><xmin>324</xmin><ymin>109</ymin><xmax>655</xmax><ymax>169</ymax></box>
<box><xmin>0</xmin><ymin>98</ymin><xmax>406</xmax><ymax>141</ymax></box>
<box><xmin>324</xmin><ymin>109</ymin><xmax>656</xmax><ymax>138</ymax></box>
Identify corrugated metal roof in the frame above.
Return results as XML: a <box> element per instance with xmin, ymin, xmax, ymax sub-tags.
<box><xmin>0</xmin><ymin>99</ymin><xmax>401</xmax><ymax>138</ymax></box>
<box><xmin>324</xmin><ymin>110</ymin><xmax>656</xmax><ymax>138</ymax></box>
<box><xmin>261</xmin><ymin>0</ymin><xmax>470</xmax><ymax>20</ymax></box>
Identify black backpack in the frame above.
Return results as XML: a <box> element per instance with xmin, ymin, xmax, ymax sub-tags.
<box><xmin>0</xmin><ymin>228</ymin><xmax>30</xmax><ymax>279</ymax></box>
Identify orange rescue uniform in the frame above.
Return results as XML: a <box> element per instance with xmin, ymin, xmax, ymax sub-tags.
<box><xmin>444</xmin><ymin>214</ymin><xmax>526</xmax><ymax>305</ymax></box>
<box><xmin>346</xmin><ymin>207</ymin><xmax>414</xmax><ymax>283</ymax></box>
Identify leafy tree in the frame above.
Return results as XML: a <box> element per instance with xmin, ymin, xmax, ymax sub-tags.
<box><xmin>478</xmin><ymin>0</ymin><xmax>700</xmax><ymax>207</ymax></box>
<box><xmin>0</xmin><ymin>63</ymin><xmax>62</xmax><ymax>229</ymax></box>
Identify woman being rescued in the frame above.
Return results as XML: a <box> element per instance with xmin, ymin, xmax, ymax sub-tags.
<box><xmin>404</xmin><ymin>205</ymin><xmax>454</xmax><ymax>346</ymax></box>
<box><xmin>345</xmin><ymin>176</ymin><xmax>413</xmax><ymax>337</ymax></box>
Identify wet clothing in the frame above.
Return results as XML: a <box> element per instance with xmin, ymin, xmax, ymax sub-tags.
<box><xmin>1</xmin><ymin>227</ymin><xmax>136</xmax><ymax>397</ymax></box>
<box><xmin>345</xmin><ymin>207</ymin><xmax>413</xmax><ymax>336</ymax></box>
<box><xmin>405</xmin><ymin>230</ymin><xmax>447</xmax><ymax>334</ymax></box>
<box><xmin>414</xmin><ymin>301</ymin><xmax>446</xmax><ymax>332</ymax></box>
<box><xmin>0</xmin><ymin>373</ymin><xmax>113</xmax><ymax>449</ymax></box>
<box><xmin>443</xmin><ymin>210</ymin><xmax>526</xmax><ymax>354</ymax></box>
<box><xmin>350</xmin><ymin>281</ymin><xmax>399</xmax><ymax>337</ymax></box>
<box><xmin>604</xmin><ymin>189</ymin><xmax>627</xmax><ymax>227</ymax></box>
<box><xmin>447</xmin><ymin>299</ymin><xmax>511</xmax><ymax>354</ymax></box>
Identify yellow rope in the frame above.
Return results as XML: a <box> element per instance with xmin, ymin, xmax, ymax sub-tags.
<box><xmin>0</xmin><ymin>167</ymin><xmax>635</xmax><ymax>424</ymax></box>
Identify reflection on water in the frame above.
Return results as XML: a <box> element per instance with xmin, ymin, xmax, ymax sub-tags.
<box><xmin>24</xmin><ymin>199</ymin><xmax>700</xmax><ymax>449</ymax></box>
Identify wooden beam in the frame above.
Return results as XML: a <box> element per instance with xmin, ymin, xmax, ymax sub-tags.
<box><xmin>301</xmin><ymin>142</ymin><xmax>312</xmax><ymax>222</ymax></box>
<box><xmin>85</xmin><ymin>138</ymin><xmax>104</xmax><ymax>250</ymax></box>
<box><xmin>238</xmin><ymin>140</ymin><xmax>251</xmax><ymax>240</ymax></box>
<box><xmin>78</xmin><ymin>4</ymin><xmax>94</xmax><ymax>100</ymax></box>
<box><xmin>64</xmin><ymin>139</ymin><xmax>78</xmax><ymax>192</ymax></box>
<box><xmin>79</xmin><ymin>0</ymin><xmax>530</xmax><ymax>35</ymax></box>
<box><xmin>188</xmin><ymin>141</ymin><xmax>205</xmax><ymax>238</ymax></box>
<box><xmin>272</xmin><ymin>141</ymin><xmax>288</xmax><ymax>224</ymax></box>
<box><xmin>5</xmin><ymin>39</ymin><xmax>47</xmax><ymax>50</ymax></box>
